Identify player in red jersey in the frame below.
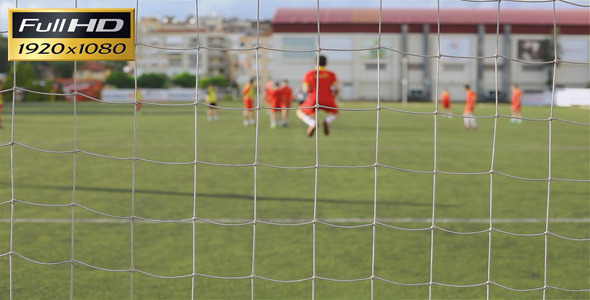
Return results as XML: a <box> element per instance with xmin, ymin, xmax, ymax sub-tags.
<box><xmin>268</xmin><ymin>81</ymin><xmax>283</xmax><ymax>128</ymax></box>
<box><xmin>296</xmin><ymin>55</ymin><xmax>339</xmax><ymax>137</ymax></box>
<box><xmin>510</xmin><ymin>84</ymin><xmax>523</xmax><ymax>124</ymax></box>
<box><xmin>242</xmin><ymin>78</ymin><xmax>256</xmax><ymax>126</ymax></box>
<box><xmin>265</xmin><ymin>79</ymin><xmax>274</xmax><ymax>109</ymax></box>
<box><xmin>440</xmin><ymin>88</ymin><xmax>452</xmax><ymax>117</ymax></box>
<box><xmin>279</xmin><ymin>80</ymin><xmax>294</xmax><ymax>127</ymax></box>
<box><xmin>463</xmin><ymin>85</ymin><xmax>478</xmax><ymax>129</ymax></box>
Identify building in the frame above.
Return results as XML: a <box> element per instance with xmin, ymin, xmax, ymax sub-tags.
<box><xmin>237</xmin><ymin>30</ymin><xmax>273</xmax><ymax>87</ymax></box>
<box><xmin>134</xmin><ymin>16</ymin><xmax>273</xmax><ymax>91</ymax></box>
<box><xmin>135</xmin><ymin>15</ymin><xmax>231</xmax><ymax>79</ymax></box>
<box><xmin>270</xmin><ymin>8</ymin><xmax>589</xmax><ymax>102</ymax></box>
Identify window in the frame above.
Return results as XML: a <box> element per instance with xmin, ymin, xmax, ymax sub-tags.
<box><xmin>282</xmin><ymin>37</ymin><xmax>315</xmax><ymax>59</ymax></box>
<box><xmin>443</xmin><ymin>64</ymin><xmax>465</xmax><ymax>72</ymax></box>
<box><xmin>522</xmin><ymin>65</ymin><xmax>544</xmax><ymax>72</ymax></box>
<box><xmin>366</xmin><ymin>63</ymin><xmax>386</xmax><ymax>70</ymax></box>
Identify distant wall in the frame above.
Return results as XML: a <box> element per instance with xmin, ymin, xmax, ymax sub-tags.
<box><xmin>522</xmin><ymin>88</ymin><xmax>590</xmax><ymax>107</ymax></box>
<box><xmin>101</xmin><ymin>88</ymin><xmax>237</xmax><ymax>103</ymax></box>
<box><xmin>102</xmin><ymin>88</ymin><xmax>197</xmax><ymax>103</ymax></box>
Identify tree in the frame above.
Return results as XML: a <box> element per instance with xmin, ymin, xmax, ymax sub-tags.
<box><xmin>171</xmin><ymin>72</ymin><xmax>197</xmax><ymax>88</ymax></box>
<box><xmin>198</xmin><ymin>75</ymin><xmax>229</xmax><ymax>88</ymax></box>
<box><xmin>51</xmin><ymin>61</ymin><xmax>76</xmax><ymax>78</ymax></box>
<box><xmin>0</xmin><ymin>36</ymin><xmax>9</xmax><ymax>74</ymax></box>
<box><xmin>137</xmin><ymin>73</ymin><xmax>168</xmax><ymax>88</ymax></box>
<box><xmin>105</xmin><ymin>71</ymin><xmax>135</xmax><ymax>88</ymax></box>
<box><xmin>3</xmin><ymin>62</ymin><xmax>51</xmax><ymax>101</ymax></box>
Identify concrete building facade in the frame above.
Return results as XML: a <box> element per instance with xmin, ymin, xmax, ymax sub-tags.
<box><xmin>270</xmin><ymin>8</ymin><xmax>589</xmax><ymax>102</ymax></box>
<box><xmin>134</xmin><ymin>16</ymin><xmax>273</xmax><ymax>88</ymax></box>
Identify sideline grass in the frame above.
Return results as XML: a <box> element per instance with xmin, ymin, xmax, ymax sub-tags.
<box><xmin>0</xmin><ymin>101</ymin><xmax>588</xmax><ymax>299</ymax></box>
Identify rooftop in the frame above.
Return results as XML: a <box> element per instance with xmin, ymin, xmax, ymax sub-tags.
<box><xmin>272</xmin><ymin>8</ymin><xmax>589</xmax><ymax>26</ymax></box>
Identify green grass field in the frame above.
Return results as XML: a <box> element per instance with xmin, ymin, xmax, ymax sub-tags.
<box><xmin>0</xmin><ymin>100</ymin><xmax>588</xmax><ymax>299</ymax></box>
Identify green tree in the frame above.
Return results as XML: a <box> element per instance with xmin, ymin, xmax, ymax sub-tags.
<box><xmin>51</xmin><ymin>61</ymin><xmax>76</xmax><ymax>78</ymax></box>
<box><xmin>3</xmin><ymin>62</ymin><xmax>51</xmax><ymax>101</ymax></box>
<box><xmin>198</xmin><ymin>75</ymin><xmax>229</xmax><ymax>88</ymax></box>
<box><xmin>137</xmin><ymin>73</ymin><xmax>168</xmax><ymax>88</ymax></box>
<box><xmin>171</xmin><ymin>72</ymin><xmax>197</xmax><ymax>88</ymax></box>
<box><xmin>105</xmin><ymin>71</ymin><xmax>135</xmax><ymax>88</ymax></box>
<box><xmin>0</xmin><ymin>36</ymin><xmax>9</xmax><ymax>74</ymax></box>
<box><xmin>103</xmin><ymin>61</ymin><xmax>129</xmax><ymax>71</ymax></box>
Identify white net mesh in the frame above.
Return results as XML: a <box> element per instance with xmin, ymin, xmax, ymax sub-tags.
<box><xmin>1</xmin><ymin>0</ymin><xmax>589</xmax><ymax>299</ymax></box>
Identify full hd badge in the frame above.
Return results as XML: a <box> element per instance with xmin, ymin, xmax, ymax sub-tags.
<box><xmin>9</xmin><ymin>8</ymin><xmax>135</xmax><ymax>61</ymax></box>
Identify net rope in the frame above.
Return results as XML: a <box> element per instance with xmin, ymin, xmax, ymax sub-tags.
<box><xmin>1</xmin><ymin>0</ymin><xmax>589</xmax><ymax>299</ymax></box>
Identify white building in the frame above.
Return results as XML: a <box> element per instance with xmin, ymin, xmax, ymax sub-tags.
<box><xmin>135</xmin><ymin>16</ymin><xmax>231</xmax><ymax>79</ymax></box>
<box><xmin>270</xmin><ymin>8</ymin><xmax>589</xmax><ymax>102</ymax></box>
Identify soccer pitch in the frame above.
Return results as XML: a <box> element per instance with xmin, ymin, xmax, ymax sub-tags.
<box><xmin>0</xmin><ymin>100</ymin><xmax>588</xmax><ymax>299</ymax></box>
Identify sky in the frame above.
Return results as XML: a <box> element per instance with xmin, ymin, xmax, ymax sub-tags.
<box><xmin>1</xmin><ymin>0</ymin><xmax>588</xmax><ymax>32</ymax></box>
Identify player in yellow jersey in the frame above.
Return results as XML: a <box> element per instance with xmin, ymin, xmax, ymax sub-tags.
<box><xmin>206</xmin><ymin>84</ymin><xmax>219</xmax><ymax>121</ymax></box>
<box><xmin>135</xmin><ymin>88</ymin><xmax>143</xmax><ymax>112</ymax></box>
<box><xmin>242</xmin><ymin>78</ymin><xmax>256</xmax><ymax>126</ymax></box>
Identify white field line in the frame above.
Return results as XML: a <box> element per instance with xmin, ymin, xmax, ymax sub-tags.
<box><xmin>1</xmin><ymin>218</ymin><xmax>589</xmax><ymax>224</ymax></box>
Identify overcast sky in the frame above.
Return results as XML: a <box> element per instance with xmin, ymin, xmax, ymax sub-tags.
<box><xmin>1</xmin><ymin>0</ymin><xmax>588</xmax><ymax>31</ymax></box>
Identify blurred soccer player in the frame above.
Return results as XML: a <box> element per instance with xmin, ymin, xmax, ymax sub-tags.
<box><xmin>463</xmin><ymin>85</ymin><xmax>478</xmax><ymax>129</ymax></box>
<box><xmin>440</xmin><ymin>88</ymin><xmax>452</xmax><ymax>117</ymax></box>
<box><xmin>297</xmin><ymin>55</ymin><xmax>339</xmax><ymax>137</ymax></box>
<box><xmin>268</xmin><ymin>82</ymin><xmax>282</xmax><ymax>128</ymax></box>
<box><xmin>206</xmin><ymin>84</ymin><xmax>219</xmax><ymax>121</ymax></box>
<box><xmin>279</xmin><ymin>79</ymin><xmax>293</xmax><ymax>127</ymax></box>
<box><xmin>510</xmin><ymin>84</ymin><xmax>523</xmax><ymax>124</ymax></box>
<box><xmin>242</xmin><ymin>78</ymin><xmax>256</xmax><ymax>126</ymax></box>
<box><xmin>135</xmin><ymin>88</ymin><xmax>143</xmax><ymax>112</ymax></box>
<box><xmin>265</xmin><ymin>79</ymin><xmax>274</xmax><ymax>114</ymax></box>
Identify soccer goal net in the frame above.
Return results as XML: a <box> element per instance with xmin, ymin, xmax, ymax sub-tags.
<box><xmin>1</xmin><ymin>0</ymin><xmax>589</xmax><ymax>299</ymax></box>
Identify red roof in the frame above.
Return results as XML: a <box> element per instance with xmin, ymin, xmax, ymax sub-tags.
<box><xmin>272</xmin><ymin>8</ymin><xmax>589</xmax><ymax>26</ymax></box>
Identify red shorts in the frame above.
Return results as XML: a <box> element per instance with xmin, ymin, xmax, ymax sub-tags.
<box><xmin>298</xmin><ymin>98</ymin><xmax>338</xmax><ymax>115</ymax></box>
<box><xmin>511</xmin><ymin>104</ymin><xmax>521</xmax><ymax>112</ymax></box>
<box><xmin>243</xmin><ymin>98</ymin><xmax>253</xmax><ymax>109</ymax></box>
<box><xmin>281</xmin><ymin>99</ymin><xmax>292</xmax><ymax>108</ymax></box>
<box><xmin>270</xmin><ymin>98</ymin><xmax>282</xmax><ymax>112</ymax></box>
<box><xmin>442</xmin><ymin>99</ymin><xmax>450</xmax><ymax>109</ymax></box>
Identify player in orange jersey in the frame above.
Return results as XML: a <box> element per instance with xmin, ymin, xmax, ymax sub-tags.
<box><xmin>463</xmin><ymin>85</ymin><xmax>478</xmax><ymax>129</ymax></box>
<box><xmin>296</xmin><ymin>55</ymin><xmax>339</xmax><ymax>137</ymax></box>
<box><xmin>242</xmin><ymin>78</ymin><xmax>256</xmax><ymax>126</ymax></box>
<box><xmin>279</xmin><ymin>79</ymin><xmax>294</xmax><ymax>127</ymax></box>
<box><xmin>510</xmin><ymin>84</ymin><xmax>523</xmax><ymax>124</ymax></box>
<box><xmin>440</xmin><ymin>88</ymin><xmax>452</xmax><ymax>117</ymax></box>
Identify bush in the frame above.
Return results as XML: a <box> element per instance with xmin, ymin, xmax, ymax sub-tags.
<box><xmin>198</xmin><ymin>75</ymin><xmax>229</xmax><ymax>88</ymax></box>
<box><xmin>106</xmin><ymin>71</ymin><xmax>135</xmax><ymax>88</ymax></box>
<box><xmin>171</xmin><ymin>72</ymin><xmax>197</xmax><ymax>88</ymax></box>
<box><xmin>138</xmin><ymin>73</ymin><xmax>168</xmax><ymax>88</ymax></box>
<box><xmin>2</xmin><ymin>62</ymin><xmax>52</xmax><ymax>101</ymax></box>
